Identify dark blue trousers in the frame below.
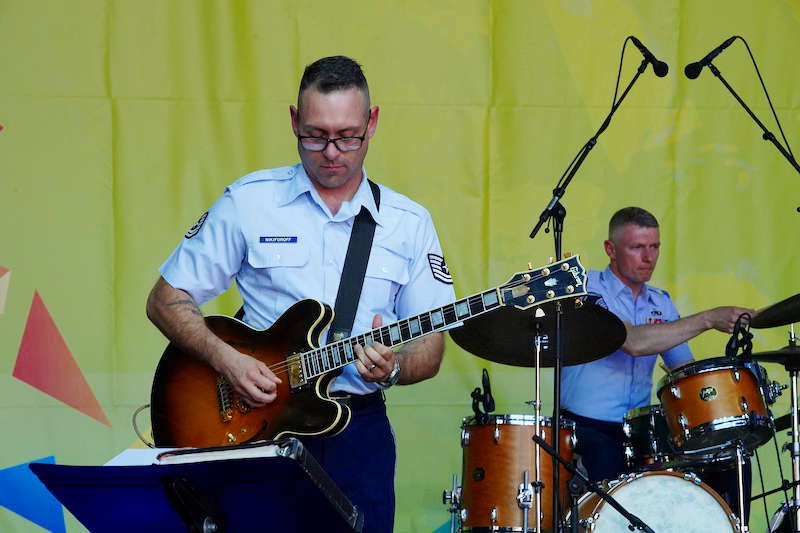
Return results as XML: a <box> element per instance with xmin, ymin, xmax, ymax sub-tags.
<box><xmin>301</xmin><ymin>399</ymin><xmax>396</xmax><ymax>533</ymax></box>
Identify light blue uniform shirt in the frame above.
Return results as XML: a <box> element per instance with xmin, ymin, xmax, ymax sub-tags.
<box><xmin>160</xmin><ymin>164</ymin><xmax>456</xmax><ymax>394</ymax></box>
<box><xmin>560</xmin><ymin>267</ymin><xmax>693</xmax><ymax>422</ymax></box>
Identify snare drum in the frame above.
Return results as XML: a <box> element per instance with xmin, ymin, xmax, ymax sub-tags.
<box><xmin>459</xmin><ymin>414</ymin><xmax>575</xmax><ymax>532</ymax></box>
<box><xmin>568</xmin><ymin>470</ymin><xmax>738</xmax><ymax>532</ymax></box>
<box><xmin>657</xmin><ymin>357</ymin><xmax>772</xmax><ymax>452</ymax></box>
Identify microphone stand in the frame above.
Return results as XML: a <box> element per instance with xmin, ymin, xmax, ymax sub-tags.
<box><xmin>528</xmin><ymin>57</ymin><xmax>649</xmax><ymax>532</ymax></box>
<box><xmin>704</xmin><ymin>61</ymin><xmax>800</xmax><ymax>176</ymax></box>
<box><xmin>532</xmin><ymin>435</ymin><xmax>655</xmax><ymax>533</ymax></box>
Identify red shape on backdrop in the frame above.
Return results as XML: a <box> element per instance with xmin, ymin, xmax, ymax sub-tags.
<box><xmin>13</xmin><ymin>291</ymin><xmax>111</xmax><ymax>426</ymax></box>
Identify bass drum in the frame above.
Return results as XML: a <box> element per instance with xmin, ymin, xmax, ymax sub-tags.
<box><xmin>568</xmin><ymin>471</ymin><xmax>739</xmax><ymax>532</ymax></box>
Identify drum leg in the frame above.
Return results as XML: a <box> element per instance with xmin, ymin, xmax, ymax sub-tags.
<box><xmin>735</xmin><ymin>441</ymin><xmax>749</xmax><ymax>532</ymax></box>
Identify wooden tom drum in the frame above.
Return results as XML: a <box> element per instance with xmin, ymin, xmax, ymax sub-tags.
<box><xmin>657</xmin><ymin>357</ymin><xmax>772</xmax><ymax>452</ymax></box>
<box><xmin>459</xmin><ymin>414</ymin><xmax>575</xmax><ymax>532</ymax></box>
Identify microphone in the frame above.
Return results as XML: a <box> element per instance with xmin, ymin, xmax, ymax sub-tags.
<box><xmin>630</xmin><ymin>36</ymin><xmax>669</xmax><ymax>77</ymax></box>
<box><xmin>685</xmin><ymin>36</ymin><xmax>737</xmax><ymax>79</ymax></box>
<box><xmin>481</xmin><ymin>368</ymin><xmax>495</xmax><ymax>412</ymax></box>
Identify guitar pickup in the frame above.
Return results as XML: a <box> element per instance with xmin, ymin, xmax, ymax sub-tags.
<box><xmin>287</xmin><ymin>355</ymin><xmax>307</xmax><ymax>389</ymax></box>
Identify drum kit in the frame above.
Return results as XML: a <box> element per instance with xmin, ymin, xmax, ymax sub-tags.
<box><xmin>442</xmin><ymin>291</ymin><xmax>800</xmax><ymax>533</ymax></box>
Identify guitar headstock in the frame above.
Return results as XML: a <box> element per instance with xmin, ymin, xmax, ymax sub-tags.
<box><xmin>499</xmin><ymin>255</ymin><xmax>587</xmax><ymax>310</ymax></box>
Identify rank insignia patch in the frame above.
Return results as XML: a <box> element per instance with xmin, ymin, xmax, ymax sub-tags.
<box><xmin>428</xmin><ymin>253</ymin><xmax>453</xmax><ymax>284</ymax></box>
<box><xmin>185</xmin><ymin>212</ymin><xmax>208</xmax><ymax>239</ymax></box>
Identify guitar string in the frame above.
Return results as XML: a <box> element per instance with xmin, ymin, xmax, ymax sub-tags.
<box><xmin>259</xmin><ymin>269</ymin><xmax>581</xmax><ymax>378</ymax></box>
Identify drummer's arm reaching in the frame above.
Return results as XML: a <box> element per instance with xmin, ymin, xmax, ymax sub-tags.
<box><xmin>621</xmin><ymin>306</ymin><xmax>754</xmax><ymax>357</ymax></box>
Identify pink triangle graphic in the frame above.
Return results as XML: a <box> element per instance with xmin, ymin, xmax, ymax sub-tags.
<box><xmin>13</xmin><ymin>291</ymin><xmax>111</xmax><ymax>426</ymax></box>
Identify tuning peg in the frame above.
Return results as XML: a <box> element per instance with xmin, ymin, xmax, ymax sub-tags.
<box><xmin>527</xmin><ymin>262</ymin><xmax>533</xmax><ymax>270</ymax></box>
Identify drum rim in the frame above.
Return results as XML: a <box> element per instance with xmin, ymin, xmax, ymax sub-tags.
<box><xmin>624</xmin><ymin>404</ymin><xmax>663</xmax><ymax>420</ymax></box>
<box><xmin>462</xmin><ymin>413</ymin><xmax>576</xmax><ymax>430</ymax></box>
<box><xmin>680</xmin><ymin>413</ymin><xmax>774</xmax><ymax>451</ymax></box>
<box><xmin>656</xmin><ymin>356</ymin><xmax>755</xmax><ymax>392</ymax></box>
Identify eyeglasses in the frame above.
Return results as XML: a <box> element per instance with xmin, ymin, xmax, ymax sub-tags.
<box><xmin>297</xmin><ymin>125</ymin><xmax>368</xmax><ymax>152</ymax></box>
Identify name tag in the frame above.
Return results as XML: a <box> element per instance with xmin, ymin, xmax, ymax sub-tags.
<box><xmin>260</xmin><ymin>236</ymin><xmax>298</xmax><ymax>243</ymax></box>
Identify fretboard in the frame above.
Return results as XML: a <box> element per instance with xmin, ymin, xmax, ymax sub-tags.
<box><xmin>300</xmin><ymin>287</ymin><xmax>504</xmax><ymax>380</ymax></box>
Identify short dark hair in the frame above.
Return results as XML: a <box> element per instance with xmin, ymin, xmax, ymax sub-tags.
<box><xmin>297</xmin><ymin>56</ymin><xmax>370</xmax><ymax>112</ymax></box>
<box><xmin>608</xmin><ymin>206</ymin><xmax>659</xmax><ymax>241</ymax></box>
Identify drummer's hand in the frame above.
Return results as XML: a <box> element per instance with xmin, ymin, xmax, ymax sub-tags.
<box><xmin>703</xmin><ymin>306</ymin><xmax>755</xmax><ymax>334</ymax></box>
<box><xmin>355</xmin><ymin>314</ymin><xmax>395</xmax><ymax>383</ymax></box>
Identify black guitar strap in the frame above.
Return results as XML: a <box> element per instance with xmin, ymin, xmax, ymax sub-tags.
<box><xmin>325</xmin><ymin>179</ymin><xmax>380</xmax><ymax>343</ymax></box>
<box><xmin>235</xmin><ymin>179</ymin><xmax>381</xmax><ymax>346</ymax></box>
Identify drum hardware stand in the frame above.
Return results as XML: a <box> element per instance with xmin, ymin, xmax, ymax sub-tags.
<box><xmin>442</xmin><ymin>473</ymin><xmax>461</xmax><ymax>533</ymax></box>
<box><xmin>527</xmin><ymin>43</ymin><xmax>654</xmax><ymax>530</ymax></box>
<box><xmin>733</xmin><ymin>440</ymin><xmax>750</xmax><ymax>533</ymax></box>
<box><xmin>532</xmin><ymin>434</ymin><xmax>655</xmax><ymax>533</ymax></box>
<box><xmin>529</xmin><ymin>320</ymin><xmax>546</xmax><ymax>533</ymax></box>
<box><xmin>518</xmin><ymin>470</ymin><xmax>534</xmax><ymax>533</ymax></box>
<box><xmin>786</xmin><ymin>326</ymin><xmax>800</xmax><ymax>533</ymax></box>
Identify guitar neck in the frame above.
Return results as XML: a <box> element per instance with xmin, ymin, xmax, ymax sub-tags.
<box><xmin>301</xmin><ymin>287</ymin><xmax>503</xmax><ymax>380</ymax></box>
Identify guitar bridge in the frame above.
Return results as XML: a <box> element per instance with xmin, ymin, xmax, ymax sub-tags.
<box><xmin>287</xmin><ymin>355</ymin><xmax>307</xmax><ymax>389</ymax></box>
<box><xmin>216</xmin><ymin>375</ymin><xmax>233</xmax><ymax>422</ymax></box>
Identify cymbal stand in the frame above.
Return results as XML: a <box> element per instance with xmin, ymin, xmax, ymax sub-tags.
<box><xmin>532</xmin><ymin>321</ymin><xmax>545</xmax><ymax>533</ymax></box>
<box><xmin>787</xmin><ymin>325</ymin><xmax>800</xmax><ymax>532</ymax></box>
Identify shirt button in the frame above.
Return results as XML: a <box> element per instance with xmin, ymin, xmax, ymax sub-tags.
<box><xmin>381</xmin><ymin>266</ymin><xmax>389</xmax><ymax>273</ymax></box>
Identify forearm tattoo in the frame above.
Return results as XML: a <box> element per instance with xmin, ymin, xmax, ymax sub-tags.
<box><xmin>166</xmin><ymin>299</ymin><xmax>203</xmax><ymax>316</ymax></box>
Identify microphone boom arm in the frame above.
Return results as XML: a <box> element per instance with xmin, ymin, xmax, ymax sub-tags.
<box><xmin>704</xmin><ymin>61</ymin><xmax>800</xmax><ymax>177</ymax></box>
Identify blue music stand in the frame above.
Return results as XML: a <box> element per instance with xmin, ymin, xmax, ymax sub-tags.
<box><xmin>30</xmin><ymin>439</ymin><xmax>363</xmax><ymax>533</ymax></box>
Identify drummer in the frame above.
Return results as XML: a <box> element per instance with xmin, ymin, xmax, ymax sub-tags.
<box><xmin>560</xmin><ymin>207</ymin><xmax>753</xmax><ymax>514</ymax></box>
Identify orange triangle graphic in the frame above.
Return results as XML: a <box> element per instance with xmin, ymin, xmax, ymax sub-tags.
<box><xmin>13</xmin><ymin>291</ymin><xmax>111</xmax><ymax>426</ymax></box>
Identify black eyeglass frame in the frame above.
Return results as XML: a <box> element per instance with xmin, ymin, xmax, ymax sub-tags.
<box><xmin>296</xmin><ymin>123</ymin><xmax>370</xmax><ymax>152</ymax></box>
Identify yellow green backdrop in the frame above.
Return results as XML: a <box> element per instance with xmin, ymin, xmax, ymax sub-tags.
<box><xmin>1</xmin><ymin>1</ymin><xmax>798</xmax><ymax>531</ymax></box>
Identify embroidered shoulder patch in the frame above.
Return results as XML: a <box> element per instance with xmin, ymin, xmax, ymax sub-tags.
<box><xmin>428</xmin><ymin>253</ymin><xmax>453</xmax><ymax>284</ymax></box>
<box><xmin>185</xmin><ymin>212</ymin><xmax>208</xmax><ymax>239</ymax></box>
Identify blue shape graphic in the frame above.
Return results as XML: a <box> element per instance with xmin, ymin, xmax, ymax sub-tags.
<box><xmin>434</xmin><ymin>518</ymin><xmax>454</xmax><ymax>533</ymax></box>
<box><xmin>0</xmin><ymin>456</ymin><xmax>66</xmax><ymax>533</ymax></box>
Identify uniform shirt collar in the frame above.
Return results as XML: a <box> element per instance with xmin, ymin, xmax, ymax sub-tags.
<box><xmin>278</xmin><ymin>164</ymin><xmax>381</xmax><ymax>226</ymax></box>
<box><xmin>602</xmin><ymin>265</ymin><xmax>656</xmax><ymax>305</ymax></box>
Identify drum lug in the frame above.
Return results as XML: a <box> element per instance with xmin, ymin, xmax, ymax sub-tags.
<box><xmin>489</xmin><ymin>506</ymin><xmax>497</xmax><ymax>524</ymax></box>
<box><xmin>740</xmin><ymin>397</ymin><xmax>749</xmax><ymax>413</ymax></box>
<box><xmin>460</xmin><ymin>508</ymin><xmax>468</xmax><ymax>522</ymax></box>
<box><xmin>461</xmin><ymin>429</ymin><xmax>470</xmax><ymax>447</ymax></box>
<box><xmin>569</xmin><ymin>432</ymin><xmax>578</xmax><ymax>449</ymax></box>
<box><xmin>622</xmin><ymin>421</ymin><xmax>631</xmax><ymax>437</ymax></box>
<box><xmin>678</xmin><ymin>413</ymin><xmax>690</xmax><ymax>442</ymax></box>
<box><xmin>732</xmin><ymin>369</ymin><xmax>740</xmax><ymax>382</ymax></box>
<box><xmin>493</xmin><ymin>425</ymin><xmax>501</xmax><ymax>443</ymax></box>
<box><xmin>670</xmin><ymin>384</ymin><xmax>681</xmax><ymax>399</ymax></box>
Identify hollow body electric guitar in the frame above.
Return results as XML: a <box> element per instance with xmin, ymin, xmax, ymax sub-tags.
<box><xmin>150</xmin><ymin>256</ymin><xmax>587</xmax><ymax>448</ymax></box>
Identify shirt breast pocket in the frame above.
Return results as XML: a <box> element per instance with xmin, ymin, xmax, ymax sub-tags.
<box><xmin>245</xmin><ymin>244</ymin><xmax>310</xmax><ymax>316</ymax></box>
<box><xmin>364</xmin><ymin>247</ymin><xmax>410</xmax><ymax>310</ymax></box>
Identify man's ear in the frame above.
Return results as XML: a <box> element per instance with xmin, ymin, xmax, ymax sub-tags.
<box><xmin>290</xmin><ymin>105</ymin><xmax>299</xmax><ymax>135</ymax></box>
<box><xmin>604</xmin><ymin>239</ymin><xmax>616</xmax><ymax>261</ymax></box>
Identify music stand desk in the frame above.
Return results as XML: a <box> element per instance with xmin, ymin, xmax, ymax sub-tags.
<box><xmin>30</xmin><ymin>439</ymin><xmax>364</xmax><ymax>533</ymax></box>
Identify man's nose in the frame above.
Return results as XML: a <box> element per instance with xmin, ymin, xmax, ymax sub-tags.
<box><xmin>323</xmin><ymin>141</ymin><xmax>340</xmax><ymax>159</ymax></box>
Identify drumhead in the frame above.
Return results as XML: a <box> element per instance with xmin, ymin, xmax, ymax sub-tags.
<box><xmin>656</xmin><ymin>356</ymin><xmax>748</xmax><ymax>392</ymax></box>
<box><xmin>578</xmin><ymin>471</ymin><xmax>737</xmax><ymax>532</ymax></box>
